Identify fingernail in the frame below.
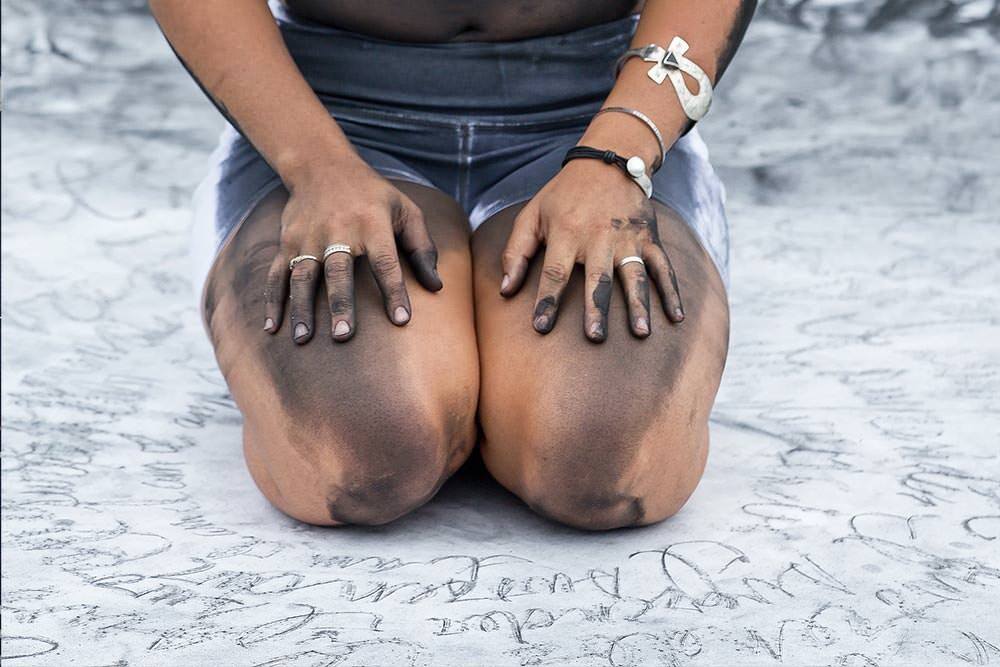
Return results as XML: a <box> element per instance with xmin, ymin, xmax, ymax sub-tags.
<box><xmin>636</xmin><ymin>317</ymin><xmax>649</xmax><ymax>334</ymax></box>
<box><xmin>294</xmin><ymin>322</ymin><xmax>309</xmax><ymax>340</ymax></box>
<box><xmin>590</xmin><ymin>322</ymin><xmax>604</xmax><ymax>338</ymax></box>
<box><xmin>500</xmin><ymin>274</ymin><xmax>511</xmax><ymax>292</ymax></box>
<box><xmin>334</xmin><ymin>320</ymin><xmax>350</xmax><ymax>337</ymax></box>
<box><xmin>533</xmin><ymin>315</ymin><xmax>549</xmax><ymax>332</ymax></box>
<box><xmin>264</xmin><ymin>317</ymin><xmax>274</xmax><ymax>332</ymax></box>
<box><xmin>393</xmin><ymin>306</ymin><xmax>410</xmax><ymax>324</ymax></box>
<box><xmin>674</xmin><ymin>308</ymin><xmax>685</xmax><ymax>321</ymax></box>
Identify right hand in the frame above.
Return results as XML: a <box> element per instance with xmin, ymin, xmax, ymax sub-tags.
<box><xmin>263</xmin><ymin>156</ymin><xmax>442</xmax><ymax>344</ymax></box>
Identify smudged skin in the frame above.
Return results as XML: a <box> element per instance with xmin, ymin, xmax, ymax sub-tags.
<box><xmin>261</xmin><ymin>163</ymin><xmax>443</xmax><ymax>346</ymax></box>
<box><xmin>164</xmin><ymin>0</ymin><xmax>750</xmax><ymax>530</ymax></box>
<box><xmin>474</xmin><ymin>199</ymin><xmax>729</xmax><ymax>530</ymax></box>
<box><xmin>500</xmin><ymin>160</ymin><xmax>686</xmax><ymax>343</ymax></box>
<box><xmin>204</xmin><ymin>181</ymin><xmax>479</xmax><ymax>526</ymax></box>
<box><xmin>206</xmin><ymin>177</ymin><xmax>728</xmax><ymax>530</ymax></box>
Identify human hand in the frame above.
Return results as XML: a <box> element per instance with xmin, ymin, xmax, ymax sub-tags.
<box><xmin>499</xmin><ymin>158</ymin><xmax>684</xmax><ymax>342</ymax></box>
<box><xmin>263</xmin><ymin>156</ymin><xmax>442</xmax><ymax>343</ymax></box>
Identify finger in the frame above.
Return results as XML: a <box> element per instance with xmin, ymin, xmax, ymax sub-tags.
<box><xmin>531</xmin><ymin>241</ymin><xmax>576</xmax><ymax>334</ymax></box>
<box><xmin>263</xmin><ymin>250</ymin><xmax>291</xmax><ymax>334</ymax></box>
<box><xmin>616</xmin><ymin>256</ymin><xmax>652</xmax><ymax>338</ymax></box>
<box><xmin>366</xmin><ymin>235</ymin><xmax>412</xmax><ymax>326</ymax></box>
<box><xmin>644</xmin><ymin>244</ymin><xmax>685</xmax><ymax>323</ymax></box>
<box><xmin>288</xmin><ymin>255</ymin><xmax>322</xmax><ymax>344</ymax></box>
<box><xmin>500</xmin><ymin>204</ymin><xmax>541</xmax><ymax>297</ymax></box>
<box><xmin>324</xmin><ymin>248</ymin><xmax>356</xmax><ymax>342</ymax></box>
<box><xmin>396</xmin><ymin>201</ymin><xmax>443</xmax><ymax>292</ymax></box>
<box><xmin>584</xmin><ymin>250</ymin><xmax>614</xmax><ymax>343</ymax></box>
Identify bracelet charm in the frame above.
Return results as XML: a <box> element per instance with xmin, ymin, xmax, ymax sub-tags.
<box><xmin>617</xmin><ymin>36</ymin><xmax>714</xmax><ymax>122</ymax></box>
<box><xmin>562</xmin><ymin>146</ymin><xmax>653</xmax><ymax>199</ymax></box>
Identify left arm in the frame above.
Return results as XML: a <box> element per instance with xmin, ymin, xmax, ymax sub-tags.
<box><xmin>585</xmin><ymin>0</ymin><xmax>758</xmax><ymax>165</ymax></box>
<box><xmin>499</xmin><ymin>0</ymin><xmax>756</xmax><ymax>341</ymax></box>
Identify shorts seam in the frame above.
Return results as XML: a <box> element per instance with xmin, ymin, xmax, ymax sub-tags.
<box><xmin>376</xmin><ymin>166</ymin><xmax>435</xmax><ymax>189</ymax></box>
<box><xmin>469</xmin><ymin>192</ymin><xmax>536</xmax><ymax>229</ymax></box>
<box><xmin>327</xmin><ymin>104</ymin><xmax>599</xmax><ymax>131</ymax></box>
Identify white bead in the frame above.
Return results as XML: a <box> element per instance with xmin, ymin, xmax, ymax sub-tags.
<box><xmin>626</xmin><ymin>156</ymin><xmax>646</xmax><ymax>177</ymax></box>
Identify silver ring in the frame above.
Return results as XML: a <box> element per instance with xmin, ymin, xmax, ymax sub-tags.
<box><xmin>288</xmin><ymin>254</ymin><xmax>320</xmax><ymax>271</ymax></box>
<box><xmin>322</xmin><ymin>243</ymin><xmax>353</xmax><ymax>261</ymax></box>
<box><xmin>618</xmin><ymin>256</ymin><xmax>645</xmax><ymax>269</ymax></box>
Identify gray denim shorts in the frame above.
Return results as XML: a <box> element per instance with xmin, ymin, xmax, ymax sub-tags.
<box><xmin>190</xmin><ymin>2</ymin><xmax>730</xmax><ymax>309</ymax></box>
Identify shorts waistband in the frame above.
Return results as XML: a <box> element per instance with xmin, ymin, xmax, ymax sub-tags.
<box><xmin>271</xmin><ymin>1</ymin><xmax>638</xmax><ymax>120</ymax></box>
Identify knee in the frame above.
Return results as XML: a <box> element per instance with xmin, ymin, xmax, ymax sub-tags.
<box><xmin>251</xmin><ymin>403</ymin><xmax>474</xmax><ymax>527</ymax></box>
<box><xmin>505</xmin><ymin>426</ymin><xmax>705</xmax><ymax>531</ymax></box>
<box><xmin>321</xmin><ymin>442</ymin><xmax>446</xmax><ymax>526</ymax></box>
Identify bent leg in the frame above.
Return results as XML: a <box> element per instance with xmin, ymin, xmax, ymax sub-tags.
<box><xmin>204</xmin><ymin>181</ymin><xmax>479</xmax><ymax>525</ymax></box>
<box><xmin>472</xmin><ymin>202</ymin><xmax>729</xmax><ymax>530</ymax></box>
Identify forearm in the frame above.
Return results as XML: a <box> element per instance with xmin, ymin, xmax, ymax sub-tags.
<box><xmin>581</xmin><ymin>0</ymin><xmax>757</xmax><ymax>165</ymax></box>
<box><xmin>149</xmin><ymin>0</ymin><xmax>358</xmax><ymax>185</ymax></box>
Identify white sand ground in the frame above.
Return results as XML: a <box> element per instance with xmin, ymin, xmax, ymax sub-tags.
<box><xmin>2</xmin><ymin>1</ymin><xmax>999</xmax><ymax>665</ymax></box>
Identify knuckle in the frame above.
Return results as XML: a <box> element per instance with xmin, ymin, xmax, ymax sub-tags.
<box><xmin>263</xmin><ymin>277</ymin><xmax>282</xmax><ymax>295</ymax></box>
<box><xmin>404</xmin><ymin>204</ymin><xmax>425</xmax><ymax>226</ymax></box>
<box><xmin>588</xmin><ymin>270</ymin><xmax>611</xmax><ymax>283</ymax></box>
<box><xmin>511</xmin><ymin>216</ymin><xmax>533</xmax><ymax>234</ymax></box>
<box><xmin>278</xmin><ymin>228</ymin><xmax>300</xmax><ymax>247</ymax></box>
<box><xmin>370</xmin><ymin>251</ymin><xmax>400</xmax><ymax>275</ymax></box>
<box><xmin>512</xmin><ymin>204</ymin><xmax>536</xmax><ymax>225</ymax></box>
<box><xmin>268</xmin><ymin>255</ymin><xmax>288</xmax><ymax>274</ymax></box>
<box><xmin>387</xmin><ymin>284</ymin><xmax>408</xmax><ymax>303</ymax></box>
<box><xmin>541</xmin><ymin>263</ymin><xmax>569</xmax><ymax>283</ymax></box>
<box><xmin>501</xmin><ymin>249</ymin><xmax>523</xmax><ymax>266</ymax></box>
<box><xmin>290</xmin><ymin>268</ymin><xmax>316</xmax><ymax>285</ymax></box>
<box><xmin>647</xmin><ymin>253</ymin><xmax>667</xmax><ymax>272</ymax></box>
<box><xmin>324</xmin><ymin>261</ymin><xmax>351</xmax><ymax>282</ymax></box>
<box><xmin>329</xmin><ymin>296</ymin><xmax>353</xmax><ymax>315</ymax></box>
<box><xmin>356</xmin><ymin>211</ymin><xmax>384</xmax><ymax>229</ymax></box>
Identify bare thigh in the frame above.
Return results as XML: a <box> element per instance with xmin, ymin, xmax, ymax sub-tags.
<box><xmin>471</xmin><ymin>201</ymin><xmax>729</xmax><ymax>530</ymax></box>
<box><xmin>203</xmin><ymin>181</ymin><xmax>479</xmax><ymax>526</ymax></box>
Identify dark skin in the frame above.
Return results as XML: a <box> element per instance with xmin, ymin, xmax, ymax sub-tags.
<box><xmin>261</xmin><ymin>158</ymin><xmax>443</xmax><ymax>343</ymax></box>
<box><xmin>503</xmin><ymin>166</ymin><xmax>684</xmax><ymax>342</ymax></box>
<box><xmin>152</xmin><ymin>0</ymin><xmax>756</xmax><ymax>346</ymax></box>
<box><xmin>281</xmin><ymin>0</ymin><xmax>642</xmax><ymax>42</ymax></box>
<box><xmin>472</xmin><ymin>199</ymin><xmax>728</xmax><ymax>528</ymax></box>
<box><xmin>152</xmin><ymin>0</ymin><xmax>756</xmax><ymax>528</ymax></box>
<box><xmin>206</xmin><ymin>182</ymin><xmax>480</xmax><ymax>526</ymax></box>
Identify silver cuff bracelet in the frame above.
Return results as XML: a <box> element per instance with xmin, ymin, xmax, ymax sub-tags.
<box><xmin>616</xmin><ymin>37</ymin><xmax>714</xmax><ymax>122</ymax></box>
<box><xmin>593</xmin><ymin>106</ymin><xmax>666</xmax><ymax>171</ymax></box>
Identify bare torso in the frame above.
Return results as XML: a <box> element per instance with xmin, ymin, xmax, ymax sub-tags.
<box><xmin>280</xmin><ymin>0</ymin><xmax>644</xmax><ymax>42</ymax></box>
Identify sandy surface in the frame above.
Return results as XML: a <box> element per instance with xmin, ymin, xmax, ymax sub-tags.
<box><xmin>2</xmin><ymin>1</ymin><xmax>999</xmax><ymax>665</ymax></box>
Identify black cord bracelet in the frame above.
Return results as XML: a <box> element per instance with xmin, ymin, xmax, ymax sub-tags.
<box><xmin>562</xmin><ymin>145</ymin><xmax>654</xmax><ymax>198</ymax></box>
<box><xmin>562</xmin><ymin>146</ymin><xmax>629</xmax><ymax>173</ymax></box>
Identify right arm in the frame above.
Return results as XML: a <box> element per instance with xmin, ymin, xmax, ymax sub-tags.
<box><xmin>149</xmin><ymin>0</ymin><xmax>442</xmax><ymax>342</ymax></box>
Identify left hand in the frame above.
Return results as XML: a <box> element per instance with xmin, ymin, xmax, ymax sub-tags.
<box><xmin>498</xmin><ymin>157</ymin><xmax>685</xmax><ymax>342</ymax></box>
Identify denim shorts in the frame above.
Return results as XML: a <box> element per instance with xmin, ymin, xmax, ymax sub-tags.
<box><xmin>190</xmin><ymin>1</ymin><xmax>730</xmax><ymax>310</ymax></box>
